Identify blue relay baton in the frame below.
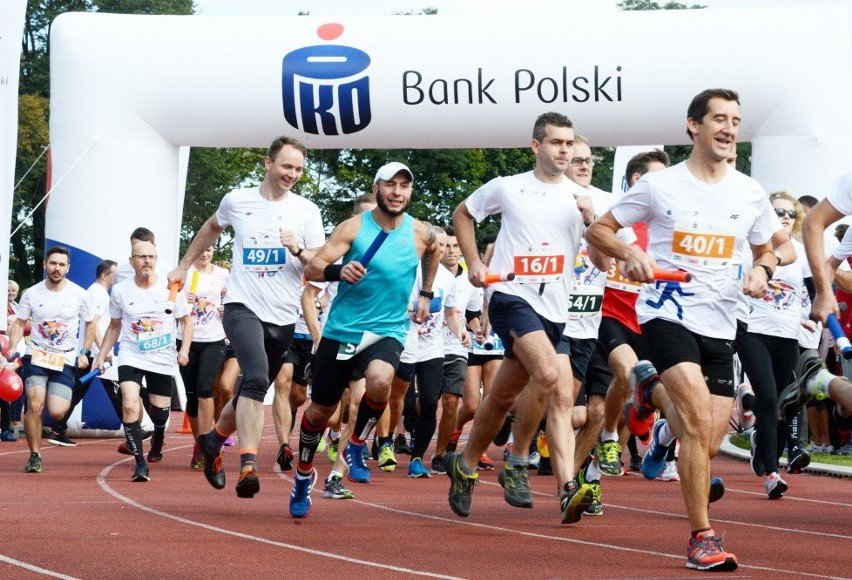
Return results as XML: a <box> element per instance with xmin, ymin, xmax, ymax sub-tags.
<box><xmin>826</xmin><ymin>313</ymin><xmax>852</xmax><ymax>360</ymax></box>
<box><xmin>80</xmin><ymin>361</ymin><xmax>113</xmax><ymax>384</ymax></box>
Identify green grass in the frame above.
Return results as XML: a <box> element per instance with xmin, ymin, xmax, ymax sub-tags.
<box><xmin>729</xmin><ymin>432</ymin><xmax>852</xmax><ymax>468</ymax></box>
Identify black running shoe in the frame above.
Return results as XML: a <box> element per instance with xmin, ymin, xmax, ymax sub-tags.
<box><xmin>277</xmin><ymin>443</ymin><xmax>293</xmax><ymax>471</ymax></box>
<box><xmin>47</xmin><ymin>430</ymin><xmax>77</xmax><ymax>447</ymax></box>
<box><xmin>236</xmin><ymin>464</ymin><xmax>260</xmax><ymax>498</ymax></box>
<box><xmin>147</xmin><ymin>439</ymin><xmax>164</xmax><ymax>463</ymax></box>
<box><xmin>198</xmin><ymin>433</ymin><xmax>226</xmax><ymax>490</ymax></box>
<box><xmin>132</xmin><ymin>463</ymin><xmax>150</xmax><ymax>482</ymax></box>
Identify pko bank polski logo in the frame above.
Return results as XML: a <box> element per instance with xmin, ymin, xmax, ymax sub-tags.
<box><xmin>282</xmin><ymin>23</ymin><xmax>372</xmax><ymax>135</ymax></box>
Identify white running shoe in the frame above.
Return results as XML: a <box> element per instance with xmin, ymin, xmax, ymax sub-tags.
<box><xmin>661</xmin><ymin>460</ymin><xmax>680</xmax><ymax>482</ymax></box>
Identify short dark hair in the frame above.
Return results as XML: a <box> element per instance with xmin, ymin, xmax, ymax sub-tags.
<box><xmin>532</xmin><ymin>112</ymin><xmax>573</xmax><ymax>142</ymax></box>
<box><xmin>96</xmin><ymin>259</ymin><xmax>117</xmax><ymax>279</ymax></box>
<box><xmin>625</xmin><ymin>149</ymin><xmax>670</xmax><ymax>186</ymax></box>
<box><xmin>798</xmin><ymin>195</ymin><xmax>819</xmax><ymax>210</ymax></box>
<box><xmin>353</xmin><ymin>193</ymin><xmax>376</xmax><ymax>211</ymax></box>
<box><xmin>444</xmin><ymin>225</ymin><xmax>456</xmax><ymax>237</ymax></box>
<box><xmin>835</xmin><ymin>223</ymin><xmax>849</xmax><ymax>243</ymax></box>
<box><xmin>45</xmin><ymin>246</ymin><xmax>70</xmax><ymax>261</ymax></box>
<box><xmin>130</xmin><ymin>227</ymin><xmax>155</xmax><ymax>243</ymax></box>
<box><xmin>686</xmin><ymin>88</ymin><xmax>740</xmax><ymax>140</ymax></box>
<box><xmin>267</xmin><ymin>136</ymin><xmax>307</xmax><ymax>160</ymax></box>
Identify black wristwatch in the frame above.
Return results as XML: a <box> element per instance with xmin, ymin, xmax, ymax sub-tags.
<box><xmin>419</xmin><ymin>290</ymin><xmax>434</xmax><ymax>299</ymax></box>
<box><xmin>294</xmin><ymin>243</ymin><xmax>305</xmax><ymax>257</ymax></box>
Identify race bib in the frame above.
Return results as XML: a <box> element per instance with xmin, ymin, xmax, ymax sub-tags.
<box><xmin>242</xmin><ymin>234</ymin><xmax>286</xmax><ymax>273</ymax></box>
<box><xmin>336</xmin><ymin>331</ymin><xmax>383</xmax><ymax>361</ymax></box>
<box><xmin>671</xmin><ymin>221</ymin><xmax>735</xmax><ymax>269</ymax></box>
<box><xmin>471</xmin><ymin>334</ymin><xmax>504</xmax><ymax>354</ymax></box>
<box><xmin>567</xmin><ymin>285</ymin><xmax>604</xmax><ymax>319</ymax></box>
<box><xmin>31</xmin><ymin>348</ymin><xmax>66</xmax><ymax>371</ymax></box>
<box><xmin>138</xmin><ymin>328</ymin><xmax>172</xmax><ymax>352</ymax></box>
<box><xmin>605</xmin><ymin>261</ymin><xmax>642</xmax><ymax>293</ymax></box>
<box><xmin>513</xmin><ymin>243</ymin><xmax>566</xmax><ymax>284</ymax></box>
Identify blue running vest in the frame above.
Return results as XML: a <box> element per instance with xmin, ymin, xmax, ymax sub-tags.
<box><xmin>323</xmin><ymin>211</ymin><xmax>419</xmax><ymax>345</ymax></box>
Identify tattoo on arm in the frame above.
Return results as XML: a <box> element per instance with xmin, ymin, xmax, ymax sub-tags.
<box><xmin>425</xmin><ymin>224</ymin><xmax>437</xmax><ymax>247</ymax></box>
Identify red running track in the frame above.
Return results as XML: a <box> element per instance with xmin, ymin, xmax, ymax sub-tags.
<box><xmin>1</xmin><ymin>409</ymin><xmax>850</xmax><ymax>579</ymax></box>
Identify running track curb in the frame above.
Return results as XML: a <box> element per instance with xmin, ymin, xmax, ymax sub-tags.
<box><xmin>720</xmin><ymin>433</ymin><xmax>852</xmax><ymax>478</ymax></box>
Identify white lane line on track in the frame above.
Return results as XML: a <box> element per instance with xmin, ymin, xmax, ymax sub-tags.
<box><xmin>96</xmin><ymin>458</ymin><xmax>462</xmax><ymax>579</ymax></box>
<box><xmin>0</xmin><ymin>554</ymin><xmax>80</xmax><ymax>579</ymax></box>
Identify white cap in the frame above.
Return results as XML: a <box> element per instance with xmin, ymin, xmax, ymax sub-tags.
<box><xmin>373</xmin><ymin>162</ymin><xmax>413</xmax><ymax>184</ymax></box>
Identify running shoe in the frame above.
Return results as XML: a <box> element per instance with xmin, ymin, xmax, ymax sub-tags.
<box><xmin>131</xmin><ymin>463</ymin><xmax>150</xmax><ymax>482</ymax></box>
<box><xmin>661</xmin><ymin>460</ymin><xmax>680</xmax><ymax>482</ymax></box>
<box><xmin>0</xmin><ymin>430</ymin><xmax>17</xmax><ymax>442</ymax></box>
<box><xmin>327</xmin><ymin>436</ymin><xmax>340</xmax><ymax>462</ymax></box>
<box><xmin>289</xmin><ymin>468</ymin><xmax>317</xmax><ymax>518</ymax></box>
<box><xmin>528</xmin><ymin>451</ymin><xmax>541</xmax><ymax>469</ymax></box>
<box><xmin>445</xmin><ymin>452</ymin><xmax>478</xmax><ymax>517</ymax></box>
<box><xmin>709</xmin><ymin>477</ymin><xmax>725</xmax><ymax>504</ymax></box>
<box><xmin>235</xmin><ymin>463</ymin><xmax>260</xmax><ymax>498</ymax></box>
<box><xmin>46</xmin><ymin>429</ymin><xmax>77</xmax><ymax>447</ymax></box>
<box><xmin>578</xmin><ymin>468</ymin><xmax>602</xmax><ymax>516</ymax></box>
<box><xmin>628</xmin><ymin>454</ymin><xmax>642</xmax><ymax>472</ymax></box>
<box><xmin>536</xmin><ymin>429</ymin><xmax>550</xmax><ymax>457</ymax></box>
<box><xmin>370</xmin><ymin>438</ymin><xmax>380</xmax><ymax>461</ymax></box>
<box><xmin>277</xmin><ymin>443</ymin><xmax>294</xmax><ymax>471</ymax></box>
<box><xmin>223</xmin><ymin>435</ymin><xmax>235</xmax><ymax>446</ymax></box>
<box><xmin>596</xmin><ymin>440</ymin><xmax>623</xmax><ymax>477</ymax></box>
<box><xmin>733</xmin><ymin>383</ymin><xmax>756</xmax><ymax>432</ymax></box>
<box><xmin>765</xmin><ymin>472</ymin><xmax>788</xmax><ymax>499</ymax></box>
<box><xmin>777</xmin><ymin>349</ymin><xmax>826</xmax><ymax>422</ymax></box>
<box><xmin>493</xmin><ymin>413</ymin><xmax>514</xmax><ymax>446</ymax></box>
<box><xmin>502</xmin><ymin>444</ymin><xmax>513</xmax><ymax>462</ymax></box>
<box><xmin>641</xmin><ymin>419</ymin><xmax>671</xmax><ymax>480</ymax></box>
<box><xmin>147</xmin><ymin>438</ymin><xmax>164</xmax><ymax>463</ymax></box>
<box><xmin>786</xmin><ymin>447</ymin><xmax>811</xmax><ymax>474</ymax></box>
<box><xmin>190</xmin><ymin>443</ymin><xmax>204</xmax><ymax>470</ymax></box>
<box><xmin>316</xmin><ymin>433</ymin><xmax>327</xmax><ymax>454</ymax></box>
<box><xmin>118</xmin><ymin>442</ymin><xmax>132</xmax><ymax>456</ymax></box>
<box><xmin>393</xmin><ymin>434</ymin><xmax>411</xmax><ymax>455</ymax></box>
<box><xmin>344</xmin><ymin>442</ymin><xmax>371</xmax><ymax>483</ymax></box>
<box><xmin>537</xmin><ymin>456</ymin><xmax>553</xmax><ymax>476</ymax></box>
<box><xmin>378</xmin><ymin>442</ymin><xmax>397</xmax><ymax>472</ymax></box>
<box><xmin>447</xmin><ymin>428</ymin><xmax>462</xmax><ymax>453</ymax></box>
<box><xmin>478</xmin><ymin>453</ymin><xmax>495</xmax><ymax>471</ymax></box>
<box><xmin>625</xmin><ymin>360</ymin><xmax>660</xmax><ymax>444</ymax></box>
<box><xmin>24</xmin><ymin>452</ymin><xmax>42</xmax><ymax>473</ymax></box>
<box><xmin>431</xmin><ymin>454</ymin><xmax>446</xmax><ymax>475</ymax></box>
<box><xmin>322</xmin><ymin>475</ymin><xmax>353</xmax><ymax>499</ymax></box>
<box><xmin>560</xmin><ymin>479</ymin><xmax>594</xmax><ymax>524</ymax></box>
<box><xmin>198</xmin><ymin>432</ymin><xmax>226</xmax><ymax>490</ymax></box>
<box><xmin>686</xmin><ymin>529</ymin><xmax>738</xmax><ymax>571</ymax></box>
<box><xmin>498</xmin><ymin>463</ymin><xmax>533</xmax><ymax>508</ymax></box>
<box><xmin>749</xmin><ymin>429</ymin><xmax>765</xmax><ymax>476</ymax></box>
<box><xmin>408</xmin><ymin>457</ymin><xmax>431</xmax><ymax>478</ymax></box>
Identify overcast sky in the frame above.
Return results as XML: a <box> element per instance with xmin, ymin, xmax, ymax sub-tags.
<box><xmin>192</xmin><ymin>0</ymin><xmax>852</xmax><ymax>16</ymax></box>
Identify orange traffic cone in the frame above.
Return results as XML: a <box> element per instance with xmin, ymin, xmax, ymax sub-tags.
<box><xmin>176</xmin><ymin>411</ymin><xmax>193</xmax><ymax>434</ymax></box>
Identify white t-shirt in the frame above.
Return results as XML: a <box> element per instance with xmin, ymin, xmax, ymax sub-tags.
<box><xmin>109</xmin><ymin>276</ymin><xmax>191</xmax><ymax>375</ymax></box>
<box><xmin>609</xmin><ymin>162</ymin><xmax>780</xmax><ymax>340</ymax></box>
<box><xmin>416</xmin><ymin>265</ymin><xmax>456</xmax><ymax>362</ymax></box>
<box><xmin>565</xmin><ymin>185</ymin><xmax>618</xmax><ymax>340</ymax></box>
<box><xmin>748</xmin><ymin>238</ymin><xmax>807</xmax><ymax>340</ymax></box>
<box><xmin>216</xmin><ymin>186</ymin><xmax>325</xmax><ymax>325</ymax></box>
<box><xmin>18</xmin><ymin>280</ymin><xmax>93</xmax><ymax>367</ymax></box>
<box><xmin>400</xmin><ymin>279</ymin><xmax>419</xmax><ymax>365</ymax></box>
<box><xmin>464</xmin><ymin>171</ymin><xmax>587</xmax><ymax>324</ymax></box>
<box><xmin>86</xmin><ymin>282</ymin><xmax>111</xmax><ymax>357</ymax></box>
<box><xmin>443</xmin><ymin>265</ymin><xmax>481</xmax><ymax>359</ymax></box>
<box><xmin>177</xmin><ymin>264</ymin><xmax>229</xmax><ymax>342</ymax></box>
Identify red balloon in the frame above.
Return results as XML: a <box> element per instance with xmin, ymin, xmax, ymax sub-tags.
<box><xmin>0</xmin><ymin>368</ymin><xmax>23</xmax><ymax>402</ymax></box>
<box><xmin>0</xmin><ymin>334</ymin><xmax>8</xmax><ymax>358</ymax></box>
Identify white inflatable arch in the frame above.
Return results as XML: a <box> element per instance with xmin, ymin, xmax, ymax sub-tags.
<box><xmin>46</xmin><ymin>8</ymin><xmax>852</xmax><ymax>429</ymax></box>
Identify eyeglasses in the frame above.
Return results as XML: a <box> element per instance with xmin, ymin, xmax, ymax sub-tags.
<box><xmin>570</xmin><ymin>157</ymin><xmax>595</xmax><ymax>168</ymax></box>
<box><xmin>132</xmin><ymin>254</ymin><xmax>157</xmax><ymax>260</ymax></box>
<box><xmin>774</xmin><ymin>208</ymin><xmax>798</xmax><ymax>219</ymax></box>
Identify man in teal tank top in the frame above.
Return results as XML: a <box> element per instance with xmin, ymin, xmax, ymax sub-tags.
<box><xmin>288</xmin><ymin>162</ymin><xmax>441</xmax><ymax>518</ymax></box>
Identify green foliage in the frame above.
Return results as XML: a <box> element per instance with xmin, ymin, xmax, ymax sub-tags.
<box><xmin>94</xmin><ymin>0</ymin><xmax>194</xmax><ymax>15</ymax></box>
